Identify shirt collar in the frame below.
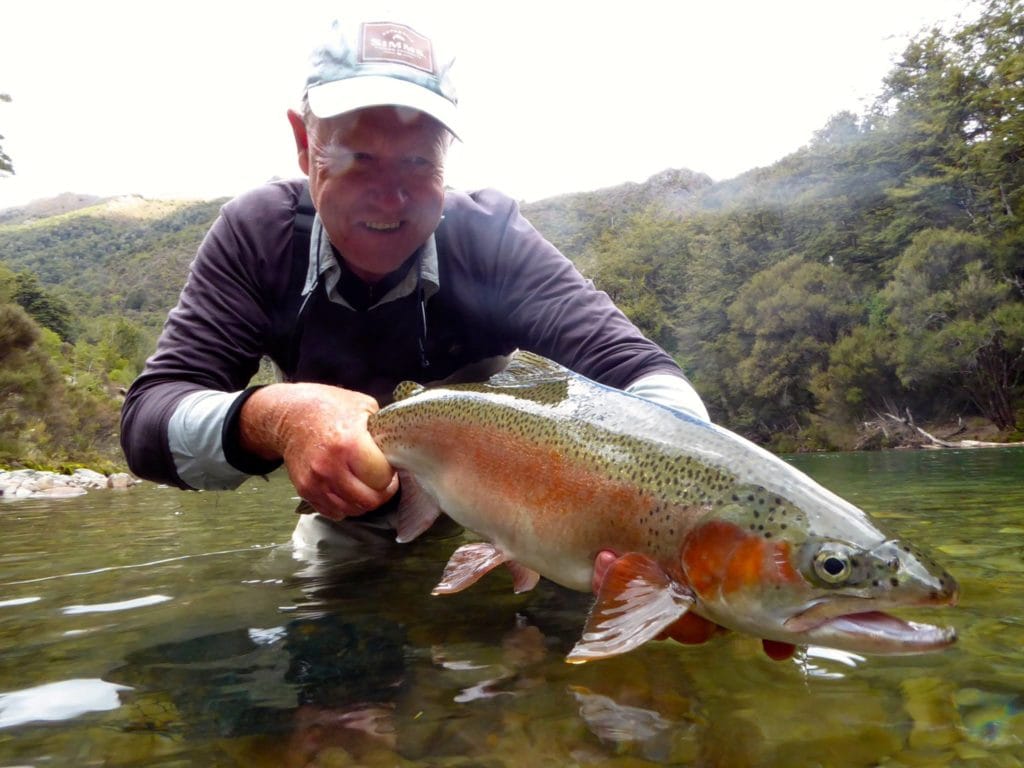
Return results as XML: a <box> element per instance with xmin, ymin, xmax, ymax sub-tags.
<box><xmin>304</xmin><ymin>214</ymin><xmax>440</xmax><ymax>310</ymax></box>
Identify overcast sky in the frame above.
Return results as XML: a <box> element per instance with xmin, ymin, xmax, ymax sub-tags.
<box><xmin>0</xmin><ymin>1</ymin><xmax>973</xmax><ymax>210</ymax></box>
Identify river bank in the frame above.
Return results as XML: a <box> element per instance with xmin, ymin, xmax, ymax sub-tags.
<box><xmin>0</xmin><ymin>468</ymin><xmax>139</xmax><ymax>499</ymax></box>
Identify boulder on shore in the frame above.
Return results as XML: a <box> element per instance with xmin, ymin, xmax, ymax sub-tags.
<box><xmin>0</xmin><ymin>469</ymin><xmax>140</xmax><ymax>499</ymax></box>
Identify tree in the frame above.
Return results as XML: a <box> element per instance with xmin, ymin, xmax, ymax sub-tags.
<box><xmin>13</xmin><ymin>271</ymin><xmax>76</xmax><ymax>343</ymax></box>
<box><xmin>0</xmin><ymin>303</ymin><xmax>63</xmax><ymax>461</ymax></box>
<box><xmin>953</xmin><ymin>0</ymin><xmax>1024</xmax><ymax>269</ymax></box>
<box><xmin>811</xmin><ymin>323</ymin><xmax>902</xmax><ymax>423</ymax></box>
<box><xmin>723</xmin><ymin>255</ymin><xmax>861</xmax><ymax>436</ymax></box>
<box><xmin>1</xmin><ymin>92</ymin><xmax>12</xmax><ymax>176</ymax></box>
<box><xmin>883</xmin><ymin>228</ymin><xmax>1023</xmax><ymax>428</ymax></box>
<box><xmin>591</xmin><ymin>210</ymin><xmax>693</xmax><ymax>354</ymax></box>
<box><xmin>938</xmin><ymin>302</ymin><xmax>1024</xmax><ymax>429</ymax></box>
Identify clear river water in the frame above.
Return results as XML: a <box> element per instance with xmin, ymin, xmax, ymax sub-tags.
<box><xmin>1</xmin><ymin>447</ymin><xmax>1022</xmax><ymax>767</ymax></box>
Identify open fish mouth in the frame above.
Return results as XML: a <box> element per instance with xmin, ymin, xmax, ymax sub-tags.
<box><xmin>785</xmin><ymin>606</ymin><xmax>957</xmax><ymax>654</ymax></box>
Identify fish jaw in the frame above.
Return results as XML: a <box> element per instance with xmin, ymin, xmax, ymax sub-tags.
<box><xmin>785</xmin><ymin>609</ymin><xmax>958</xmax><ymax>654</ymax></box>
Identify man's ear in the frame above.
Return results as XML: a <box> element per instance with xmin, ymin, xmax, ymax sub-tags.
<box><xmin>287</xmin><ymin>109</ymin><xmax>310</xmax><ymax>175</ymax></box>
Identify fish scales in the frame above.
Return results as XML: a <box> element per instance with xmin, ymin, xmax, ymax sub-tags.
<box><xmin>373</xmin><ymin>387</ymin><xmax>690</xmax><ymax>587</ymax></box>
<box><xmin>367</xmin><ymin>351</ymin><xmax>958</xmax><ymax>661</ymax></box>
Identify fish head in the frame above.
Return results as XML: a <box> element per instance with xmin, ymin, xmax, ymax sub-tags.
<box><xmin>678</xmin><ymin>499</ymin><xmax>959</xmax><ymax>655</ymax></box>
<box><xmin>781</xmin><ymin>534</ymin><xmax>959</xmax><ymax>652</ymax></box>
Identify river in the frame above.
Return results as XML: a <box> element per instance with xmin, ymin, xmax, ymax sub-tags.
<box><xmin>1</xmin><ymin>448</ymin><xmax>1022</xmax><ymax>766</ymax></box>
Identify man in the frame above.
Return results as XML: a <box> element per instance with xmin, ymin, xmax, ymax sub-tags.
<box><xmin>121</xmin><ymin>13</ymin><xmax>707</xmax><ymax>519</ymax></box>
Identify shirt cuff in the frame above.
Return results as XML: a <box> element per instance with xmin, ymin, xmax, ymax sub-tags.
<box><xmin>168</xmin><ymin>389</ymin><xmax>279</xmax><ymax>490</ymax></box>
<box><xmin>626</xmin><ymin>373</ymin><xmax>710</xmax><ymax>422</ymax></box>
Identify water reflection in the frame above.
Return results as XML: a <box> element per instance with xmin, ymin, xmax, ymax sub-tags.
<box><xmin>0</xmin><ymin>451</ymin><xmax>1022</xmax><ymax>766</ymax></box>
<box><xmin>104</xmin><ymin>612</ymin><xmax>407</xmax><ymax>763</ymax></box>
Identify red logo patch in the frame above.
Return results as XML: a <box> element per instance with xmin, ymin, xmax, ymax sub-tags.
<box><xmin>359</xmin><ymin>22</ymin><xmax>435</xmax><ymax>75</ymax></box>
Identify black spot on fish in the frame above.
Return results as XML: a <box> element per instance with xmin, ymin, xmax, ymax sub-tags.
<box><xmin>890</xmin><ymin>577</ymin><xmax>899</xmax><ymax>587</ymax></box>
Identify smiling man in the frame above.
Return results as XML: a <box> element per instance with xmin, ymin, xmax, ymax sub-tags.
<box><xmin>120</xmin><ymin>13</ymin><xmax>708</xmax><ymax>540</ymax></box>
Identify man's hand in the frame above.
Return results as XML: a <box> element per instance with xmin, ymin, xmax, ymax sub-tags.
<box><xmin>239</xmin><ymin>383</ymin><xmax>398</xmax><ymax>519</ymax></box>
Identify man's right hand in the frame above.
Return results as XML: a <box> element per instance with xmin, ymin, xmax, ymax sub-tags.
<box><xmin>238</xmin><ymin>383</ymin><xmax>399</xmax><ymax>520</ymax></box>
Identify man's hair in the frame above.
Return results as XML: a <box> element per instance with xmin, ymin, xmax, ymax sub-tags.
<box><xmin>300</xmin><ymin>98</ymin><xmax>455</xmax><ymax>151</ymax></box>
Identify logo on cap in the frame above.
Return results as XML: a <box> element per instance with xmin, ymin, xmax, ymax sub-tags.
<box><xmin>359</xmin><ymin>22</ymin><xmax>435</xmax><ymax>75</ymax></box>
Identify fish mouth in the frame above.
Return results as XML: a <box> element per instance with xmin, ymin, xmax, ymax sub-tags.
<box><xmin>784</xmin><ymin>600</ymin><xmax>957</xmax><ymax>654</ymax></box>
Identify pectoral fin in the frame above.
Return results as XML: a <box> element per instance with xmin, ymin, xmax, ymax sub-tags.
<box><xmin>505</xmin><ymin>560</ymin><xmax>541</xmax><ymax>593</ymax></box>
<box><xmin>432</xmin><ymin>542</ymin><xmax>509</xmax><ymax>594</ymax></box>
<box><xmin>567</xmin><ymin>553</ymin><xmax>695</xmax><ymax>664</ymax></box>
<box><xmin>431</xmin><ymin>542</ymin><xmax>542</xmax><ymax>596</ymax></box>
<box><xmin>394</xmin><ymin>471</ymin><xmax>443</xmax><ymax>543</ymax></box>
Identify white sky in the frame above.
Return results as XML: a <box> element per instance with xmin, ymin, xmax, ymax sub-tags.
<box><xmin>0</xmin><ymin>1</ymin><xmax>974</xmax><ymax>210</ymax></box>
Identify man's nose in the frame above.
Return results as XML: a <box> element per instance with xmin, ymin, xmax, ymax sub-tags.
<box><xmin>369</xmin><ymin>168</ymin><xmax>409</xmax><ymax>209</ymax></box>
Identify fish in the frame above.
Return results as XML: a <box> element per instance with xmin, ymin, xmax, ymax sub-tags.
<box><xmin>367</xmin><ymin>351</ymin><xmax>958</xmax><ymax>663</ymax></box>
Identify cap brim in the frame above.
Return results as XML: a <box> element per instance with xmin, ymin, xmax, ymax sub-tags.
<box><xmin>307</xmin><ymin>76</ymin><xmax>460</xmax><ymax>139</ymax></box>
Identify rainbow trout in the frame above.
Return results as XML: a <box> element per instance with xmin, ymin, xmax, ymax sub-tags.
<box><xmin>368</xmin><ymin>351</ymin><xmax>958</xmax><ymax>662</ymax></box>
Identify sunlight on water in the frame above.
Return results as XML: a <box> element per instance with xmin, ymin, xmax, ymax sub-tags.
<box><xmin>0</xmin><ymin>679</ymin><xmax>131</xmax><ymax>728</ymax></box>
<box><xmin>0</xmin><ymin>449</ymin><xmax>1022</xmax><ymax>766</ymax></box>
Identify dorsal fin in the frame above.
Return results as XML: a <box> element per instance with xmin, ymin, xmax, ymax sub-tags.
<box><xmin>484</xmin><ymin>350</ymin><xmax>572</xmax><ymax>389</ymax></box>
<box><xmin>460</xmin><ymin>350</ymin><xmax>573</xmax><ymax>406</ymax></box>
<box><xmin>392</xmin><ymin>380</ymin><xmax>426</xmax><ymax>402</ymax></box>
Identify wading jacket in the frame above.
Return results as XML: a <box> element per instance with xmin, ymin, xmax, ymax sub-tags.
<box><xmin>120</xmin><ymin>179</ymin><xmax>704</xmax><ymax>490</ymax></box>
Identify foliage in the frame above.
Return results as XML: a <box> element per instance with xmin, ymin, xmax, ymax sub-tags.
<box><xmin>12</xmin><ymin>269</ymin><xmax>76</xmax><ymax>341</ymax></box>
<box><xmin>1</xmin><ymin>1</ymin><xmax>1022</xmax><ymax>466</ymax></box>
<box><xmin>0</xmin><ymin>199</ymin><xmax>223</xmax><ymax>470</ymax></box>
<box><xmin>0</xmin><ymin>92</ymin><xmax>12</xmax><ymax>176</ymax></box>
<box><xmin>722</xmin><ymin>255</ymin><xmax>861</xmax><ymax>436</ymax></box>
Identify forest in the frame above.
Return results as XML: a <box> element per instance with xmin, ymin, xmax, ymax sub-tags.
<box><xmin>0</xmin><ymin>0</ymin><xmax>1021</xmax><ymax>471</ymax></box>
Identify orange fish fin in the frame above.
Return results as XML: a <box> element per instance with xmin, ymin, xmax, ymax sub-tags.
<box><xmin>394</xmin><ymin>471</ymin><xmax>443</xmax><ymax>543</ymax></box>
<box><xmin>505</xmin><ymin>561</ymin><xmax>541</xmax><ymax>593</ymax></box>
<box><xmin>762</xmin><ymin>639</ymin><xmax>797</xmax><ymax>661</ymax></box>
<box><xmin>657</xmin><ymin>612</ymin><xmax>725</xmax><ymax>645</ymax></box>
<box><xmin>566</xmin><ymin>552</ymin><xmax>694</xmax><ymax>664</ymax></box>
<box><xmin>431</xmin><ymin>542</ymin><xmax>508</xmax><ymax>595</ymax></box>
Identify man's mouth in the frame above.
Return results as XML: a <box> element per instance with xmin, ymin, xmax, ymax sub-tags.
<box><xmin>364</xmin><ymin>221</ymin><xmax>402</xmax><ymax>232</ymax></box>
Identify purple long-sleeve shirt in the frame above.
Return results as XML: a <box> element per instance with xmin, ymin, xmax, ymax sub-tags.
<box><xmin>121</xmin><ymin>179</ymin><xmax>705</xmax><ymax>489</ymax></box>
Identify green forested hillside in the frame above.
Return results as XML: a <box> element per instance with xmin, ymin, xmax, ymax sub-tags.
<box><xmin>550</xmin><ymin>0</ymin><xmax>1024</xmax><ymax>448</ymax></box>
<box><xmin>0</xmin><ymin>196</ymin><xmax>226</xmax><ymax>469</ymax></box>
<box><xmin>0</xmin><ymin>0</ymin><xmax>1021</xmax><ymax>470</ymax></box>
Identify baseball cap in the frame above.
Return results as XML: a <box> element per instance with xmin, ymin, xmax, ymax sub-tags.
<box><xmin>303</xmin><ymin>16</ymin><xmax>460</xmax><ymax>138</ymax></box>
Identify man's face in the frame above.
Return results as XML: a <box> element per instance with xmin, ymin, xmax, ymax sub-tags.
<box><xmin>303</xmin><ymin>106</ymin><xmax>449</xmax><ymax>283</ymax></box>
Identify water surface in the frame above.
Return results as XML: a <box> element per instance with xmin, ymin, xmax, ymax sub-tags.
<box><xmin>1</xmin><ymin>448</ymin><xmax>1022</xmax><ymax>766</ymax></box>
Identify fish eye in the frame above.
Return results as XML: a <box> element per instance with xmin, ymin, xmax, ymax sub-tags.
<box><xmin>814</xmin><ymin>550</ymin><xmax>852</xmax><ymax>584</ymax></box>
